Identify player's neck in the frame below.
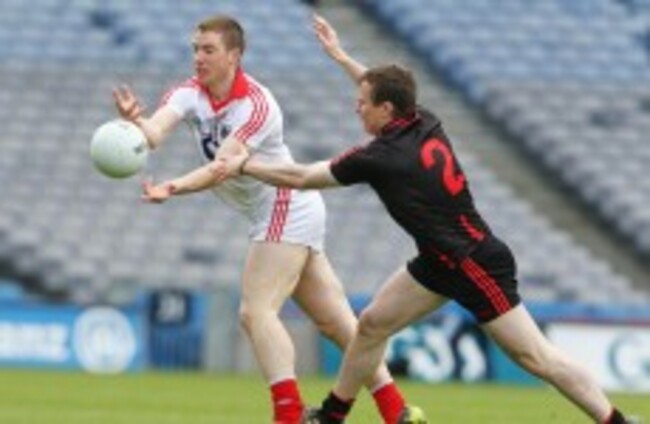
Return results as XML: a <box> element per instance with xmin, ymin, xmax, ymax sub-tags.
<box><xmin>206</xmin><ymin>68</ymin><xmax>237</xmax><ymax>102</ymax></box>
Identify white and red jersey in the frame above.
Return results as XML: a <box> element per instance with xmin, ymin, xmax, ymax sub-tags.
<box><xmin>161</xmin><ymin>69</ymin><xmax>325</xmax><ymax>250</ymax></box>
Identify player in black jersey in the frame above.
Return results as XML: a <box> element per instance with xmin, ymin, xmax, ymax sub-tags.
<box><xmin>214</xmin><ymin>15</ymin><xmax>632</xmax><ymax>424</ymax></box>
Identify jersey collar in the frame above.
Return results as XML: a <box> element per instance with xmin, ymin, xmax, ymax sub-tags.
<box><xmin>201</xmin><ymin>67</ymin><xmax>250</xmax><ymax>113</ymax></box>
<box><xmin>380</xmin><ymin>112</ymin><xmax>420</xmax><ymax>135</ymax></box>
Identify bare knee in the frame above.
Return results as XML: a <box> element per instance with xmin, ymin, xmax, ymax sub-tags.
<box><xmin>512</xmin><ymin>349</ymin><xmax>548</xmax><ymax>378</ymax></box>
<box><xmin>239</xmin><ymin>304</ymin><xmax>276</xmax><ymax>333</ymax></box>
<box><xmin>357</xmin><ymin>309</ymin><xmax>393</xmax><ymax>342</ymax></box>
<box><xmin>238</xmin><ymin>305</ymin><xmax>254</xmax><ymax>332</ymax></box>
<box><xmin>511</xmin><ymin>345</ymin><xmax>565</xmax><ymax>380</ymax></box>
<box><xmin>315</xmin><ymin>317</ymin><xmax>353</xmax><ymax>344</ymax></box>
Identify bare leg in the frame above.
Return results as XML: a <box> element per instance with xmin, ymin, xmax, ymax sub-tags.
<box><xmin>292</xmin><ymin>251</ymin><xmax>393</xmax><ymax>390</ymax></box>
<box><xmin>240</xmin><ymin>241</ymin><xmax>309</xmax><ymax>382</ymax></box>
<box><xmin>482</xmin><ymin>304</ymin><xmax>613</xmax><ymax>422</ymax></box>
<box><xmin>333</xmin><ymin>267</ymin><xmax>448</xmax><ymax>400</ymax></box>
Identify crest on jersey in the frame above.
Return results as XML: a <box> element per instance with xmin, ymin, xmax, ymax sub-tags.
<box><xmin>199</xmin><ymin>116</ymin><xmax>232</xmax><ymax>160</ymax></box>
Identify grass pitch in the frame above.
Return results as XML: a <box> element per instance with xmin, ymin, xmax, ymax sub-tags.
<box><xmin>0</xmin><ymin>369</ymin><xmax>646</xmax><ymax>423</ymax></box>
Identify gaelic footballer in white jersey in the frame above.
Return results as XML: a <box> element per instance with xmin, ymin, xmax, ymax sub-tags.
<box><xmin>162</xmin><ymin>69</ymin><xmax>325</xmax><ymax>250</ymax></box>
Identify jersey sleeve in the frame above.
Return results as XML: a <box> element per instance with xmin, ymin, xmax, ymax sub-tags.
<box><xmin>160</xmin><ymin>85</ymin><xmax>197</xmax><ymax>119</ymax></box>
<box><xmin>329</xmin><ymin>144</ymin><xmax>374</xmax><ymax>185</ymax></box>
<box><xmin>230</xmin><ymin>85</ymin><xmax>280</xmax><ymax>150</ymax></box>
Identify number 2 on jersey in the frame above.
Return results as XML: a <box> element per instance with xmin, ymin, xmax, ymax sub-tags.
<box><xmin>420</xmin><ymin>138</ymin><xmax>466</xmax><ymax>196</ymax></box>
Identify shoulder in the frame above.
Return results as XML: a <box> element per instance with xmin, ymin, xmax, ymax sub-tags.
<box><xmin>331</xmin><ymin>139</ymin><xmax>376</xmax><ymax>165</ymax></box>
<box><xmin>331</xmin><ymin>145</ymin><xmax>364</xmax><ymax>166</ymax></box>
<box><xmin>416</xmin><ymin>105</ymin><xmax>441</xmax><ymax>126</ymax></box>
<box><xmin>240</xmin><ymin>74</ymin><xmax>281</xmax><ymax>119</ymax></box>
<box><xmin>161</xmin><ymin>77</ymin><xmax>201</xmax><ymax>104</ymax></box>
<box><xmin>245</xmin><ymin>76</ymin><xmax>278</xmax><ymax>106</ymax></box>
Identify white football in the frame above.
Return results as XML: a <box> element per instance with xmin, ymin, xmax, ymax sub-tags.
<box><xmin>90</xmin><ymin>120</ymin><xmax>148</xmax><ymax>179</ymax></box>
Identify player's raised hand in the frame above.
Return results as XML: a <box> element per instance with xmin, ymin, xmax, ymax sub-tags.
<box><xmin>312</xmin><ymin>14</ymin><xmax>345</xmax><ymax>61</ymax></box>
<box><xmin>141</xmin><ymin>178</ymin><xmax>173</xmax><ymax>204</ymax></box>
<box><xmin>113</xmin><ymin>85</ymin><xmax>145</xmax><ymax>122</ymax></box>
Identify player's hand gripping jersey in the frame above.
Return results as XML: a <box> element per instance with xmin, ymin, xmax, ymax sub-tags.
<box><xmin>163</xmin><ymin>69</ymin><xmax>325</xmax><ymax>249</ymax></box>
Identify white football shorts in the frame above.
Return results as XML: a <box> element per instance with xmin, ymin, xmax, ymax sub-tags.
<box><xmin>249</xmin><ymin>188</ymin><xmax>326</xmax><ymax>252</ymax></box>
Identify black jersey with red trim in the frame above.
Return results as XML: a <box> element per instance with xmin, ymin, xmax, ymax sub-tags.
<box><xmin>330</xmin><ymin>107</ymin><xmax>492</xmax><ymax>261</ymax></box>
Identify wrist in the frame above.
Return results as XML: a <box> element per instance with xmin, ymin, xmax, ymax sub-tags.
<box><xmin>166</xmin><ymin>182</ymin><xmax>178</xmax><ymax>195</ymax></box>
<box><xmin>238</xmin><ymin>156</ymin><xmax>251</xmax><ymax>175</ymax></box>
<box><xmin>133</xmin><ymin>116</ymin><xmax>146</xmax><ymax>128</ymax></box>
<box><xmin>333</xmin><ymin>51</ymin><xmax>349</xmax><ymax>64</ymax></box>
<box><xmin>133</xmin><ymin>117</ymin><xmax>155</xmax><ymax>149</ymax></box>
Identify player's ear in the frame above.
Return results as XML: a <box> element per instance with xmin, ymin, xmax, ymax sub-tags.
<box><xmin>229</xmin><ymin>48</ymin><xmax>243</xmax><ymax>66</ymax></box>
<box><xmin>381</xmin><ymin>101</ymin><xmax>396</xmax><ymax>119</ymax></box>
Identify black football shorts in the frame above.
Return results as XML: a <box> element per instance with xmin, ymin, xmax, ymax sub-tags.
<box><xmin>407</xmin><ymin>236</ymin><xmax>521</xmax><ymax>323</ymax></box>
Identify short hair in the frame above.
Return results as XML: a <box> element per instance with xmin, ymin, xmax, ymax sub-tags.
<box><xmin>196</xmin><ymin>15</ymin><xmax>246</xmax><ymax>53</ymax></box>
<box><xmin>360</xmin><ymin>65</ymin><xmax>417</xmax><ymax>118</ymax></box>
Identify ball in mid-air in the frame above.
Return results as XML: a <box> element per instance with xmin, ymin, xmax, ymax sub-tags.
<box><xmin>90</xmin><ymin>120</ymin><xmax>148</xmax><ymax>179</ymax></box>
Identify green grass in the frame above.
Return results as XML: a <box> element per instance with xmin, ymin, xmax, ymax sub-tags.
<box><xmin>0</xmin><ymin>370</ymin><xmax>646</xmax><ymax>423</ymax></box>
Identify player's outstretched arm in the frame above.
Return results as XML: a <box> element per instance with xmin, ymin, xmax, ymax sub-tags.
<box><xmin>313</xmin><ymin>14</ymin><xmax>367</xmax><ymax>84</ymax></box>
<box><xmin>141</xmin><ymin>162</ymin><xmax>227</xmax><ymax>203</ymax></box>
<box><xmin>240</xmin><ymin>159</ymin><xmax>339</xmax><ymax>190</ymax></box>
<box><xmin>210</xmin><ymin>148</ymin><xmax>337</xmax><ymax>189</ymax></box>
<box><xmin>113</xmin><ymin>85</ymin><xmax>180</xmax><ymax>150</ymax></box>
<box><xmin>141</xmin><ymin>135</ymin><xmax>251</xmax><ymax>204</ymax></box>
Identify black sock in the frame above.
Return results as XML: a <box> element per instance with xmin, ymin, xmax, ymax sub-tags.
<box><xmin>319</xmin><ymin>391</ymin><xmax>354</xmax><ymax>423</ymax></box>
<box><xmin>605</xmin><ymin>408</ymin><xmax>627</xmax><ymax>424</ymax></box>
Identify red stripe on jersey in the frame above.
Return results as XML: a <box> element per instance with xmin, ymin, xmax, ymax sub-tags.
<box><xmin>459</xmin><ymin>214</ymin><xmax>485</xmax><ymax>242</ymax></box>
<box><xmin>380</xmin><ymin>113</ymin><xmax>420</xmax><ymax>134</ymax></box>
<box><xmin>234</xmin><ymin>85</ymin><xmax>266</xmax><ymax>142</ymax></box>
<box><xmin>266</xmin><ymin>188</ymin><xmax>291</xmax><ymax>242</ymax></box>
<box><xmin>460</xmin><ymin>258</ymin><xmax>511</xmax><ymax>315</ymax></box>
<box><xmin>234</xmin><ymin>83</ymin><xmax>269</xmax><ymax>143</ymax></box>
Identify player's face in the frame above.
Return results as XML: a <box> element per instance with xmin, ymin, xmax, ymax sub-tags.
<box><xmin>356</xmin><ymin>81</ymin><xmax>393</xmax><ymax>136</ymax></box>
<box><xmin>192</xmin><ymin>30</ymin><xmax>239</xmax><ymax>87</ymax></box>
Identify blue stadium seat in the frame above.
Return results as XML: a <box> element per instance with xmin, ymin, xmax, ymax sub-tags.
<box><xmin>0</xmin><ymin>0</ymin><xmax>645</xmax><ymax>305</ymax></box>
<box><xmin>361</xmin><ymin>0</ymin><xmax>650</xmax><ymax>262</ymax></box>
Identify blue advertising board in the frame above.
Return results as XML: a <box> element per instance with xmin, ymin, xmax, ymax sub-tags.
<box><xmin>0</xmin><ymin>303</ymin><xmax>146</xmax><ymax>373</ymax></box>
<box><xmin>320</xmin><ymin>298</ymin><xmax>650</xmax><ymax>390</ymax></box>
<box><xmin>320</xmin><ymin>306</ymin><xmax>495</xmax><ymax>383</ymax></box>
<box><xmin>147</xmin><ymin>290</ymin><xmax>208</xmax><ymax>368</ymax></box>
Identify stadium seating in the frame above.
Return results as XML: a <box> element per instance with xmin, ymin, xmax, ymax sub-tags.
<box><xmin>360</xmin><ymin>0</ymin><xmax>650</xmax><ymax>261</ymax></box>
<box><xmin>0</xmin><ymin>0</ymin><xmax>646</xmax><ymax>306</ymax></box>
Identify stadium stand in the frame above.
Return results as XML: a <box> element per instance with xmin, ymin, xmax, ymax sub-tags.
<box><xmin>360</xmin><ymin>0</ymin><xmax>650</xmax><ymax>260</ymax></box>
<box><xmin>0</xmin><ymin>0</ymin><xmax>646</xmax><ymax>307</ymax></box>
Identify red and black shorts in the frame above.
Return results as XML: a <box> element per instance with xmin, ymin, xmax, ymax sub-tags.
<box><xmin>407</xmin><ymin>236</ymin><xmax>521</xmax><ymax>323</ymax></box>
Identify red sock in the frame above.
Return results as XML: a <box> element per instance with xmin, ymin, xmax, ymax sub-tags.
<box><xmin>372</xmin><ymin>382</ymin><xmax>405</xmax><ymax>424</ymax></box>
<box><xmin>604</xmin><ymin>408</ymin><xmax>627</xmax><ymax>424</ymax></box>
<box><xmin>271</xmin><ymin>379</ymin><xmax>304</xmax><ymax>424</ymax></box>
